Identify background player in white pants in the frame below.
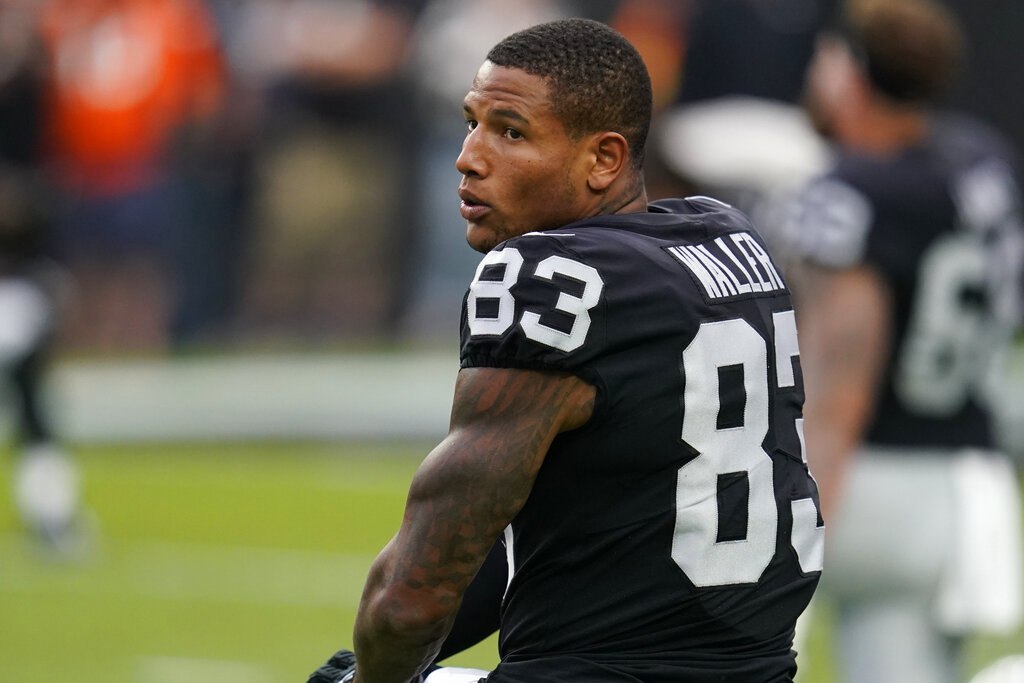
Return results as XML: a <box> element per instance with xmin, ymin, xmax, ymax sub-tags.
<box><xmin>784</xmin><ymin>1</ymin><xmax>1024</xmax><ymax>680</ymax></box>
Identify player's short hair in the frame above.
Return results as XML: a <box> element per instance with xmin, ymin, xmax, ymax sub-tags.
<box><xmin>486</xmin><ymin>18</ymin><xmax>653</xmax><ymax>170</ymax></box>
<box><xmin>841</xmin><ymin>0</ymin><xmax>963</xmax><ymax>104</ymax></box>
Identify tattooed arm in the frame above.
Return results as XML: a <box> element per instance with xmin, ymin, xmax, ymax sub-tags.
<box><xmin>351</xmin><ymin>367</ymin><xmax>595</xmax><ymax>683</ymax></box>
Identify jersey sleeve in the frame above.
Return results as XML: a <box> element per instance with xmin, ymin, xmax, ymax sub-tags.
<box><xmin>784</xmin><ymin>175</ymin><xmax>874</xmax><ymax>269</ymax></box>
<box><xmin>459</xmin><ymin>233</ymin><xmax>606</xmax><ymax>373</ymax></box>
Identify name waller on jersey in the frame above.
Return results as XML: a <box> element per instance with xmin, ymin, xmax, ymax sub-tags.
<box><xmin>667</xmin><ymin>232</ymin><xmax>786</xmax><ymax>302</ymax></box>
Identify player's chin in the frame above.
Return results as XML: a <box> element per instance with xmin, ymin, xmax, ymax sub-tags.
<box><xmin>466</xmin><ymin>222</ymin><xmax>505</xmax><ymax>254</ymax></box>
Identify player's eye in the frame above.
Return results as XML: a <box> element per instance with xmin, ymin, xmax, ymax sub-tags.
<box><xmin>465</xmin><ymin>119</ymin><xmax>478</xmax><ymax>132</ymax></box>
<box><xmin>504</xmin><ymin>128</ymin><xmax>523</xmax><ymax>140</ymax></box>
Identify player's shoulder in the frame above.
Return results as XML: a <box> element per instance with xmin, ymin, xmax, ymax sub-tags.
<box><xmin>782</xmin><ymin>170</ymin><xmax>874</xmax><ymax>269</ymax></box>
<box><xmin>491</xmin><ymin>196</ymin><xmax>787</xmax><ymax>306</ymax></box>
<box><xmin>498</xmin><ymin>196</ymin><xmax>757</xmax><ymax>255</ymax></box>
<box><xmin>650</xmin><ymin>196</ymin><xmax>762</xmax><ymax>237</ymax></box>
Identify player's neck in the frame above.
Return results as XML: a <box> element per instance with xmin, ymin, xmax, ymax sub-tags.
<box><xmin>593</xmin><ymin>173</ymin><xmax>648</xmax><ymax>217</ymax></box>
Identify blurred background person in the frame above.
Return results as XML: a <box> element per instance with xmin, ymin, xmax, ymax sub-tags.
<box><xmin>781</xmin><ymin>1</ymin><xmax>1024</xmax><ymax>681</ymax></box>
<box><xmin>0</xmin><ymin>0</ymin><xmax>85</xmax><ymax>555</ymax></box>
<box><xmin>216</xmin><ymin>0</ymin><xmax>427</xmax><ymax>344</ymax></box>
<box><xmin>36</xmin><ymin>0</ymin><xmax>227</xmax><ymax>352</ymax></box>
<box><xmin>649</xmin><ymin>0</ymin><xmax>838</xmax><ymax>218</ymax></box>
<box><xmin>0</xmin><ymin>172</ymin><xmax>85</xmax><ymax>556</ymax></box>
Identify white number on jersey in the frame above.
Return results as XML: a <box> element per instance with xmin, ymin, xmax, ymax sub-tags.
<box><xmin>674</xmin><ymin>312</ymin><xmax>824</xmax><ymax>587</ymax></box>
<box><xmin>896</xmin><ymin>161</ymin><xmax>1024</xmax><ymax>415</ymax></box>
<box><xmin>896</xmin><ymin>234</ymin><xmax>990</xmax><ymax>414</ymax></box>
<box><xmin>467</xmin><ymin>247</ymin><xmax>604</xmax><ymax>352</ymax></box>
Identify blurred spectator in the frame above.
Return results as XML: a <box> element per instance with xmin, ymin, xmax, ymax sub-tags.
<box><xmin>650</xmin><ymin>0</ymin><xmax>837</xmax><ymax>213</ymax></box>
<box><xmin>782</xmin><ymin>1</ymin><xmax>1024</xmax><ymax>681</ymax></box>
<box><xmin>676</xmin><ymin>0</ymin><xmax>834</xmax><ymax>106</ymax></box>
<box><xmin>0</xmin><ymin>0</ymin><xmax>43</xmax><ymax>169</ymax></box>
<box><xmin>215</xmin><ymin>0</ymin><xmax>427</xmax><ymax>343</ymax></box>
<box><xmin>0</xmin><ymin>0</ymin><xmax>86</xmax><ymax>555</ymax></box>
<box><xmin>37</xmin><ymin>0</ymin><xmax>227</xmax><ymax>351</ymax></box>
<box><xmin>608</xmin><ymin>0</ymin><xmax>689</xmax><ymax>110</ymax></box>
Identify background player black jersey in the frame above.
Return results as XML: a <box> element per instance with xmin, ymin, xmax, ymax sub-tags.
<box><xmin>460</xmin><ymin>197</ymin><xmax>824</xmax><ymax>682</ymax></box>
<box><xmin>787</xmin><ymin>113</ymin><xmax>1024</xmax><ymax>448</ymax></box>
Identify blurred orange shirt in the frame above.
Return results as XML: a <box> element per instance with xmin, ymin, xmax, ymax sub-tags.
<box><xmin>39</xmin><ymin>0</ymin><xmax>224</xmax><ymax>195</ymax></box>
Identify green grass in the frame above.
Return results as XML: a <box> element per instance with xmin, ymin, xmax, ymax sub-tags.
<box><xmin>0</xmin><ymin>442</ymin><xmax>1020</xmax><ymax>682</ymax></box>
<box><xmin>0</xmin><ymin>442</ymin><xmax>498</xmax><ymax>683</ymax></box>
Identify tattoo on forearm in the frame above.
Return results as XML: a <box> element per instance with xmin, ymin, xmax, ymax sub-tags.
<box><xmin>389</xmin><ymin>368</ymin><xmax>592</xmax><ymax>615</ymax></box>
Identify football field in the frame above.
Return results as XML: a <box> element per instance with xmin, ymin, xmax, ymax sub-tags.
<box><xmin>0</xmin><ymin>440</ymin><xmax>1020</xmax><ymax>683</ymax></box>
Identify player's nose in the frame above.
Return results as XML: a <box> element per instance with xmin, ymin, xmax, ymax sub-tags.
<box><xmin>456</xmin><ymin>129</ymin><xmax>486</xmax><ymax>178</ymax></box>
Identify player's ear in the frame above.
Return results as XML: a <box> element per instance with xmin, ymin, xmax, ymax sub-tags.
<box><xmin>586</xmin><ymin>132</ymin><xmax>629</xmax><ymax>193</ymax></box>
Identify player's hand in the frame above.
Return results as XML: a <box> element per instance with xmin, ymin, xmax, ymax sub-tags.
<box><xmin>307</xmin><ymin>649</ymin><xmax>356</xmax><ymax>683</ymax></box>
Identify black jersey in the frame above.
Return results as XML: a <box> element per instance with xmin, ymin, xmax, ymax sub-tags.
<box><xmin>459</xmin><ymin>197</ymin><xmax>823</xmax><ymax>682</ymax></box>
<box><xmin>787</xmin><ymin>114</ymin><xmax>1024</xmax><ymax>449</ymax></box>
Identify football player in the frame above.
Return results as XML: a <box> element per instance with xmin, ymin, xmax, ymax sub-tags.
<box><xmin>310</xmin><ymin>17</ymin><xmax>823</xmax><ymax>683</ymax></box>
<box><xmin>784</xmin><ymin>1</ymin><xmax>1024</xmax><ymax>681</ymax></box>
<box><xmin>0</xmin><ymin>7</ymin><xmax>85</xmax><ymax>556</ymax></box>
<box><xmin>0</xmin><ymin>168</ymin><xmax>84</xmax><ymax>556</ymax></box>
